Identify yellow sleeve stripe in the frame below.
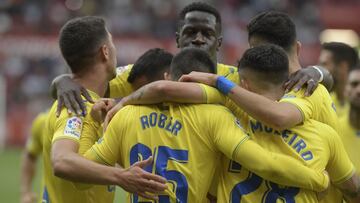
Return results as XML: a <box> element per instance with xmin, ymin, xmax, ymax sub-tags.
<box><xmin>90</xmin><ymin>148</ymin><xmax>113</xmax><ymax>166</ymax></box>
<box><xmin>231</xmin><ymin>135</ymin><xmax>250</xmax><ymax>160</ymax></box>
<box><xmin>280</xmin><ymin>100</ymin><xmax>305</xmax><ymax>123</ymax></box>
<box><xmin>52</xmin><ymin>136</ymin><xmax>80</xmax><ymax>144</ymax></box>
<box><xmin>332</xmin><ymin>166</ymin><xmax>356</xmax><ymax>185</ymax></box>
<box><xmin>198</xmin><ymin>84</ymin><xmax>208</xmax><ymax>103</ymax></box>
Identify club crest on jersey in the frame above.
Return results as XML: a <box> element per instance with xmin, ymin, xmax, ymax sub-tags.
<box><xmin>64</xmin><ymin>117</ymin><xmax>83</xmax><ymax>138</ymax></box>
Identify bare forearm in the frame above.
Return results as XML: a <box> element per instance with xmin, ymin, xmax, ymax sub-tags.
<box><xmin>338</xmin><ymin>174</ymin><xmax>360</xmax><ymax>203</ymax></box>
<box><xmin>122</xmin><ymin>80</ymin><xmax>204</xmax><ymax>106</ymax></box>
<box><xmin>20</xmin><ymin>152</ymin><xmax>37</xmax><ymax>194</ymax></box>
<box><xmin>228</xmin><ymin>86</ymin><xmax>301</xmax><ymax>129</ymax></box>
<box><xmin>53</xmin><ymin>151</ymin><xmax>119</xmax><ymax>185</ymax></box>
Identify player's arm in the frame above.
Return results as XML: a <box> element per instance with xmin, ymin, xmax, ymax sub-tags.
<box><xmin>325</xmin><ymin>129</ymin><xmax>360</xmax><ymax>202</ymax></box>
<box><xmin>20</xmin><ymin>151</ymin><xmax>38</xmax><ymax>203</ymax></box>
<box><xmin>180</xmin><ymin>72</ymin><xmax>303</xmax><ymax>130</ymax></box>
<box><xmin>211</xmin><ymin>109</ymin><xmax>328</xmax><ymax>192</ymax></box>
<box><xmin>20</xmin><ymin>114</ymin><xmax>45</xmax><ymax>203</ymax></box>
<box><xmin>50</xmin><ymin>74</ymin><xmax>94</xmax><ymax>116</ymax></box>
<box><xmin>104</xmin><ymin>80</ymin><xmax>211</xmax><ymax>128</ymax></box>
<box><xmin>284</xmin><ymin>65</ymin><xmax>334</xmax><ymax>94</ymax></box>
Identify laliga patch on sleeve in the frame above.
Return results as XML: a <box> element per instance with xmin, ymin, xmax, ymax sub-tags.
<box><xmin>115</xmin><ymin>65</ymin><xmax>130</xmax><ymax>76</ymax></box>
<box><xmin>64</xmin><ymin>117</ymin><xmax>83</xmax><ymax>139</ymax></box>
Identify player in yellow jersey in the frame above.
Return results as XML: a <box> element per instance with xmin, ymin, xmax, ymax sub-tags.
<box><xmin>214</xmin><ymin>44</ymin><xmax>359</xmax><ymax>203</ymax></box>
<box><xmin>50</xmin><ymin>2</ymin><xmax>324</xmax><ymax>118</ymax></box>
<box><xmin>319</xmin><ymin>42</ymin><xmax>358</xmax><ymax>117</ymax></box>
<box><xmin>20</xmin><ymin>111</ymin><xmax>48</xmax><ymax>203</ymax></box>
<box><xmin>340</xmin><ymin>68</ymin><xmax>360</xmax><ymax>177</ymax></box>
<box><xmin>67</xmin><ymin>47</ymin><xmax>329</xmax><ymax>203</ymax></box>
<box><xmin>43</xmin><ymin>16</ymin><xmax>167</xmax><ymax>203</ymax></box>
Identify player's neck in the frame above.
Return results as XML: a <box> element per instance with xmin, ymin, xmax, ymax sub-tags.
<box><xmin>335</xmin><ymin>83</ymin><xmax>346</xmax><ymax>104</ymax></box>
<box><xmin>288</xmin><ymin>55</ymin><xmax>302</xmax><ymax>74</ymax></box>
<box><xmin>258</xmin><ymin>87</ymin><xmax>285</xmax><ymax>101</ymax></box>
<box><xmin>73</xmin><ymin>65</ymin><xmax>109</xmax><ymax>97</ymax></box>
<box><xmin>349</xmin><ymin>106</ymin><xmax>360</xmax><ymax>129</ymax></box>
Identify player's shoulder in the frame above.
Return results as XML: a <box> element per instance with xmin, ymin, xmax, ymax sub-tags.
<box><xmin>184</xmin><ymin>103</ymin><xmax>234</xmax><ymax>116</ymax></box>
<box><xmin>115</xmin><ymin>64</ymin><xmax>133</xmax><ymax>76</ymax></box>
<box><xmin>216</xmin><ymin>63</ymin><xmax>237</xmax><ymax>72</ymax></box>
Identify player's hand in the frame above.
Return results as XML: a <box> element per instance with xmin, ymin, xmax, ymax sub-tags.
<box><xmin>103</xmin><ymin>100</ymin><xmax>124</xmax><ymax>131</ymax></box>
<box><xmin>119</xmin><ymin>156</ymin><xmax>167</xmax><ymax>200</ymax></box>
<box><xmin>179</xmin><ymin>71</ymin><xmax>219</xmax><ymax>87</ymax></box>
<box><xmin>55</xmin><ymin>76</ymin><xmax>94</xmax><ymax>117</ymax></box>
<box><xmin>283</xmin><ymin>66</ymin><xmax>321</xmax><ymax>96</ymax></box>
<box><xmin>21</xmin><ymin>192</ymin><xmax>37</xmax><ymax>203</ymax></box>
<box><xmin>90</xmin><ymin>98</ymin><xmax>116</xmax><ymax>123</ymax></box>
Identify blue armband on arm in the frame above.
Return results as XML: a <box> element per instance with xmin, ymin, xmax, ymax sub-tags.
<box><xmin>216</xmin><ymin>76</ymin><xmax>236</xmax><ymax>95</ymax></box>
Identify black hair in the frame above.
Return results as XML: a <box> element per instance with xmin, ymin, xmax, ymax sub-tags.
<box><xmin>238</xmin><ymin>44</ymin><xmax>289</xmax><ymax>85</ymax></box>
<box><xmin>127</xmin><ymin>48</ymin><xmax>173</xmax><ymax>83</ymax></box>
<box><xmin>171</xmin><ymin>47</ymin><xmax>216</xmax><ymax>80</ymax></box>
<box><xmin>178</xmin><ymin>2</ymin><xmax>222</xmax><ymax>32</ymax></box>
<box><xmin>247</xmin><ymin>11</ymin><xmax>296</xmax><ymax>52</ymax></box>
<box><xmin>322</xmin><ymin>42</ymin><xmax>359</xmax><ymax>70</ymax></box>
<box><xmin>59</xmin><ymin>16</ymin><xmax>108</xmax><ymax>74</ymax></box>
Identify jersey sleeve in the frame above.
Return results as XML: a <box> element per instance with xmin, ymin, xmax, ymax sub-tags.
<box><xmin>77</xmin><ymin>120</ymin><xmax>101</xmax><ymax>155</ymax></box>
<box><xmin>279</xmin><ymin>87</ymin><xmax>313</xmax><ymax>122</ymax></box>
<box><xmin>326</xmin><ymin>129</ymin><xmax>355</xmax><ymax>184</ymax></box>
<box><xmin>199</xmin><ymin>84</ymin><xmax>226</xmax><ymax>104</ymax></box>
<box><xmin>52</xmin><ymin>113</ymin><xmax>84</xmax><ymax>144</ymax></box>
<box><xmin>209</xmin><ymin>106</ymin><xmax>250</xmax><ymax>159</ymax></box>
<box><xmin>26</xmin><ymin>113</ymin><xmax>46</xmax><ymax>156</ymax></box>
<box><xmin>84</xmin><ymin>109</ymin><xmax>127</xmax><ymax>166</ymax></box>
<box><xmin>109</xmin><ymin>65</ymin><xmax>134</xmax><ymax>98</ymax></box>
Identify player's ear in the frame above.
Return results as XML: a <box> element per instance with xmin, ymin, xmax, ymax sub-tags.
<box><xmin>175</xmin><ymin>32</ymin><xmax>180</xmax><ymax>48</ymax></box>
<box><xmin>216</xmin><ymin>36</ymin><xmax>223</xmax><ymax>51</ymax></box>
<box><xmin>240</xmin><ymin>78</ymin><xmax>250</xmax><ymax>90</ymax></box>
<box><xmin>164</xmin><ymin>72</ymin><xmax>171</xmax><ymax>80</ymax></box>
<box><xmin>100</xmin><ymin>44</ymin><xmax>110</xmax><ymax>61</ymax></box>
<box><xmin>295</xmin><ymin>41</ymin><xmax>301</xmax><ymax>57</ymax></box>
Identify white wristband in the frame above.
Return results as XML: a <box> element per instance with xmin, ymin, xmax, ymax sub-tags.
<box><xmin>312</xmin><ymin>66</ymin><xmax>323</xmax><ymax>83</ymax></box>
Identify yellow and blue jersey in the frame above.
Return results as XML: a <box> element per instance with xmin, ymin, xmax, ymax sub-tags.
<box><xmin>217</xmin><ymin>118</ymin><xmax>354</xmax><ymax>203</ymax></box>
<box><xmin>85</xmin><ymin>103</ymin><xmax>251</xmax><ymax>203</ymax></box>
<box><xmin>339</xmin><ymin>114</ymin><xmax>360</xmax><ymax>176</ymax></box>
<box><xmin>42</xmin><ymin>90</ymin><xmax>114</xmax><ymax>203</ymax></box>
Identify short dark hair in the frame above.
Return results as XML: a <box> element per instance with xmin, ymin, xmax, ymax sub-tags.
<box><xmin>238</xmin><ymin>44</ymin><xmax>289</xmax><ymax>85</ymax></box>
<box><xmin>322</xmin><ymin>42</ymin><xmax>359</xmax><ymax>70</ymax></box>
<box><xmin>178</xmin><ymin>2</ymin><xmax>222</xmax><ymax>32</ymax></box>
<box><xmin>59</xmin><ymin>16</ymin><xmax>108</xmax><ymax>74</ymax></box>
<box><xmin>127</xmin><ymin>48</ymin><xmax>173</xmax><ymax>83</ymax></box>
<box><xmin>171</xmin><ymin>47</ymin><xmax>216</xmax><ymax>80</ymax></box>
<box><xmin>247</xmin><ymin>11</ymin><xmax>296</xmax><ymax>52</ymax></box>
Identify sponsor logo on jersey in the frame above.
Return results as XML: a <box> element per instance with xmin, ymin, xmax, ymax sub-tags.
<box><xmin>64</xmin><ymin>117</ymin><xmax>83</xmax><ymax>138</ymax></box>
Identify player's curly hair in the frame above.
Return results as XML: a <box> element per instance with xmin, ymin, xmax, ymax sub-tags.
<box><xmin>59</xmin><ymin>16</ymin><xmax>108</xmax><ymax>73</ymax></box>
<box><xmin>127</xmin><ymin>48</ymin><xmax>173</xmax><ymax>83</ymax></box>
<box><xmin>247</xmin><ymin>11</ymin><xmax>296</xmax><ymax>52</ymax></box>
<box><xmin>171</xmin><ymin>47</ymin><xmax>216</xmax><ymax>80</ymax></box>
<box><xmin>322</xmin><ymin>42</ymin><xmax>359</xmax><ymax>70</ymax></box>
<box><xmin>178</xmin><ymin>2</ymin><xmax>222</xmax><ymax>33</ymax></box>
<box><xmin>238</xmin><ymin>44</ymin><xmax>289</xmax><ymax>85</ymax></box>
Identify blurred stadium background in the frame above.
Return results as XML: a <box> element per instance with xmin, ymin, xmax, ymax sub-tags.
<box><xmin>0</xmin><ymin>0</ymin><xmax>359</xmax><ymax>202</ymax></box>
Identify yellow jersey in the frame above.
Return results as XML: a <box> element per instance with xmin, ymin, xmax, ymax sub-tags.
<box><xmin>339</xmin><ymin>114</ymin><xmax>360</xmax><ymax>176</ymax></box>
<box><xmin>26</xmin><ymin>112</ymin><xmax>48</xmax><ymax>156</ymax></box>
<box><xmin>86</xmin><ymin>102</ymin><xmax>329</xmax><ymax>203</ymax></box>
<box><xmin>280</xmin><ymin>84</ymin><xmax>339</xmax><ymax>133</ymax></box>
<box><xmin>217</xmin><ymin>118</ymin><xmax>355</xmax><ymax>203</ymax></box>
<box><xmin>42</xmin><ymin>90</ymin><xmax>115</xmax><ymax>203</ymax></box>
<box><xmin>331</xmin><ymin>92</ymin><xmax>349</xmax><ymax>117</ymax></box>
<box><xmin>108</xmin><ymin>63</ymin><xmax>239</xmax><ymax>98</ymax></box>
